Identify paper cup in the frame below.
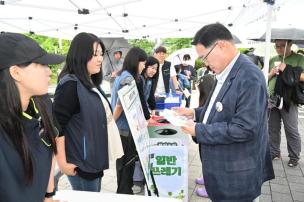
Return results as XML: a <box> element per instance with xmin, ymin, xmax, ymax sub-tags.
<box><xmin>274</xmin><ymin>61</ymin><xmax>281</xmax><ymax>75</ymax></box>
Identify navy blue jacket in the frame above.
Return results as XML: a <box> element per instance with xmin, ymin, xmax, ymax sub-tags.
<box><xmin>0</xmin><ymin>98</ymin><xmax>52</xmax><ymax>202</ymax></box>
<box><xmin>56</xmin><ymin>74</ymin><xmax>109</xmax><ymax>173</ymax></box>
<box><xmin>194</xmin><ymin>54</ymin><xmax>274</xmax><ymax>201</ymax></box>
<box><xmin>161</xmin><ymin>61</ymin><xmax>171</xmax><ymax>93</ymax></box>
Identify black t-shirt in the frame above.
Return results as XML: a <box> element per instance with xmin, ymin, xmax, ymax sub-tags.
<box><xmin>0</xmin><ymin>98</ymin><xmax>53</xmax><ymax>202</ymax></box>
<box><xmin>53</xmin><ymin>80</ymin><xmax>80</xmax><ymax>137</ymax></box>
<box><xmin>136</xmin><ymin>77</ymin><xmax>151</xmax><ymax>120</ymax></box>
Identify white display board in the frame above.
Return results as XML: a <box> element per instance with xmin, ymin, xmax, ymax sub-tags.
<box><xmin>118</xmin><ymin>81</ymin><xmax>188</xmax><ymax>201</ymax></box>
<box><xmin>149</xmin><ymin>134</ymin><xmax>188</xmax><ymax>202</ymax></box>
<box><xmin>117</xmin><ymin>81</ymin><xmax>153</xmax><ymax>189</ymax></box>
<box><xmin>150</xmin><ymin>144</ymin><xmax>188</xmax><ymax>201</ymax></box>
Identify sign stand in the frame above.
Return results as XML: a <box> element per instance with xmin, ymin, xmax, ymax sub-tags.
<box><xmin>146</xmin><ymin>169</ymin><xmax>159</xmax><ymax>197</ymax></box>
<box><xmin>117</xmin><ymin>81</ymin><xmax>159</xmax><ymax>197</ymax></box>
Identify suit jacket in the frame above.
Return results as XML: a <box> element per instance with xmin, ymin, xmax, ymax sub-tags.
<box><xmin>194</xmin><ymin>54</ymin><xmax>274</xmax><ymax>202</ymax></box>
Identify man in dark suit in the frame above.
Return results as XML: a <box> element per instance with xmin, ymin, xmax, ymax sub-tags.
<box><xmin>175</xmin><ymin>23</ymin><xmax>274</xmax><ymax>201</ymax></box>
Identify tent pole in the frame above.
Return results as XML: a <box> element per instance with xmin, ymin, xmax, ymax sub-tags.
<box><xmin>153</xmin><ymin>38</ymin><xmax>162</xmax><ymax>53</ymax></box>
<box><xmin>59</xmin><ymin>37</ymin><xmax>63</xmax><ymax>55</ymax></box>
<box><xmin>283</xmin><ymin>41</ymin><xmax>287</xmax><ymax>63</ymax></box>
<box><xmin>262</xmin><ymin>1</ymin><xmax>274</xmax><ymax>84</ymax></box>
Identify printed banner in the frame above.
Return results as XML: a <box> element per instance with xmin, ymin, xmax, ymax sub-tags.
<box><xmin>150</xmin><ymin>142</ymin><xmax>188</xmax><ymax>201</ymax></box>
<box><xmin>117</xmin><ymin>81</ymin><xmax>152</xmax><ymax>188</ymax></box>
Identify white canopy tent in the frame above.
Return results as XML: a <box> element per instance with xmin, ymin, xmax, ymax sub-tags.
<box><xmin>1</xmin><ymin>0</ymin><xmax>303</xmax><ymax>81</ymax></box>
<box><xmin>0</xmin><ymin>0</ymin><xmax>299</xmax><ymax>40</ymax></box>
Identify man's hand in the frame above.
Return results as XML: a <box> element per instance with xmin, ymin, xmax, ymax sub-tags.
<box><xmin>268</xmin><ymin>67</ymin><xmax>278</xmax><ymax>80</ymax></box>
<box><xmin>181</xmin><ymin>120</ymin><xmax>196</xmax><ymax>136</ymax></box>
<box><xmin>270</xmin><ymin>67</ymin><xmax>277</xmax><ymax>76</ymax></box>
<box><xmin>172</xmin><ymin>107</ymin><xmax>194</xmax><ymax>119</ymax></box>
<box><xmin>278</xmin><ymin>62</ymin><xmax>286</xmax><ymax>72</ymax></box>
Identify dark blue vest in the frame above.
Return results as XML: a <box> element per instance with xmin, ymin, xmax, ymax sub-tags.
<box><xmin>162</xmin><ymin>61</ymin><xmax>171</xmax><ymax>93</ymax></box>
<box><xmin>0</xmin><ymin>102</ymin><xmax>52</xmax><ymax>201</ymax></box>
<box><xmin>58</xmin><ymin>74</ymin><xmax>109</xmax><ymax>173</ymax></box>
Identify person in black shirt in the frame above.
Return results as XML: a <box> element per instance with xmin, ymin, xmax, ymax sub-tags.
<box><xmin>54</xmin><ymin>32</ymin><xmax>112</xmax><ymax>192</ymax></box>
<box><xmin>141</xmin><ymin>56</ymin><xmax>159</xmax><ymax>114</ymax></box>
<box><xmin>0</xmin><ymin>33</ymin><xmax>64</xmax><ymax>202</ymax></box>
<box><xmin>180</xmin><ymin>54</ymin><xmax>196</xmax><ymax>107</ymax></box>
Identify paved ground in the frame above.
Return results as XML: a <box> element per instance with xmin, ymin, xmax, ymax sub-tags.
<box><xmin>57</xmin><ymin>89</ymin><xmax>304</xmax><ymax>202</ymax></box>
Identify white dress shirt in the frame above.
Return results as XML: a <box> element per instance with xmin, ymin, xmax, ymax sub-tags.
<box><xmin>202</xmin><ymin>53</ymin><xmax>240</xmax><ymax>124</ymax></box>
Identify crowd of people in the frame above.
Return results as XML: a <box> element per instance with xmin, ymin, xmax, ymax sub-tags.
<box><xmin>0</xmin><ymin>22</ymin><xmax>303</xmax><ymax>202</ymax></box>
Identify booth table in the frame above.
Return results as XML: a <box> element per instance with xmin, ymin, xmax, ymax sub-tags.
<box><xmin>54</xmin><ymin>190</ymin><xmax>181</xmax><ymax>202</ymax></box>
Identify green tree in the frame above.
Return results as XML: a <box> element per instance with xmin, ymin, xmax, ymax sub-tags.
<box><xmin>238</xmin><ymin>47</ymin><xmax>249</xmax><ymax>54</ymax></box>
<box><xmin>129</xmin><ymin>38</ymin><xmax>192</xmax><ymax>56</ymax></box>
<box><xmin>128</xmin><ymin>39</ymin><xmax>156</xmax><ymax>55</ymax></box>
<box><xmin>194</xmin><ymin>58</ymin><xmax>204</xmax><ymax>71</ymax></box>
<box><xmin>162</xmin><ymin>38</ymin><xmax>192</xmax><ymax>55</ymax></box>
<box><xmin>26</xmin><ymin>34</ymin><xmax>71</xmax><ymax>55</ymax></box>
<box><xmin>25</xmin><ymin>34</ymin><xmax>71</xmax><ymax>84</ymax></box>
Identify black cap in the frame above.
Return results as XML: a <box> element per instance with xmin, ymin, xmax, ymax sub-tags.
<box><xmin>0</xmin><ymin>32</ymin><xmax>65</xmax><ymax>70</ymax></box>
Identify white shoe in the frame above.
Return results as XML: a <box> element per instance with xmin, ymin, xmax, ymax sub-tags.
<box><xmin>132</xmin><ymin>185</ymin><xmax>143</xmax><ymax>194</ymax></box>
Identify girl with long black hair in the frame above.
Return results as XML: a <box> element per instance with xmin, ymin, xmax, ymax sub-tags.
<box><xmin>0</xmin><ymin>32</ymin><xmax>64</xmax><ymax>202</ymax></box>
<box><xmin>111</xmin><ymin>47</ymin><xmax>148</xmax><ymax>194</ymax></box>
<box><xmin>140</xmin><ymin>56</ymin><xmax>159</xmax><ymax>115</ymax></box>
<box><xmin>53</xmin><ymin>32</ymin><xmax>118</xmax><ymax>192</ymax></box>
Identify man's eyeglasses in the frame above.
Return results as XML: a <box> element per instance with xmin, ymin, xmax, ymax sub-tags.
<box><xmin>200</xmin><ymin>42</ymin><xmax>218</xmax><ymax>63</ymax></box>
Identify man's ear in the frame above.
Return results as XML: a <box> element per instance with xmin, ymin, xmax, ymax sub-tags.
<box><xmin>9</xmin><ymin>65</ymin><xmax>22</xmax><ymax>81</ymax></box>
<box><xmin>218</xmin><ymin>40</ymin><xmax>227</xmax><ymax>48</ymax></box>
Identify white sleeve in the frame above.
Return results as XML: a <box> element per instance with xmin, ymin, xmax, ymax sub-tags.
<box><xmin>170</xmin><ymin>64</ymin><xmax>177</xmax><ymax>77</ymax></box>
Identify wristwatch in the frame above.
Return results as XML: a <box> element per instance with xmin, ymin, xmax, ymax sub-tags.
<box><xmin>45</xmin><ymin>189</ymin><xmax>56</xmax><ymax>198</ymax></box>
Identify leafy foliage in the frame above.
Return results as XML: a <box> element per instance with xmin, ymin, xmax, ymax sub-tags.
<box><xmin>25</xmin><ymin>34</ymin><xmax>70</xmax><ymax>84</ymax></box>
<box><xmin>128</xmin><ymin>39</ymin><xmax>156</xmax><ymax>55</ymax></box>
<box><xmin>128</xmin><ymin>38</ymin><xmax>193</xmax><ymax>56</ymax></box>
<box><xmin>25</xmin><ymin>34</ymin><xmax>71</xmax><ymax>55</ymax></box>
<box><xmin>238</xmin><ymin>47</ymin><xmax>249</xmax><ymax>53</ymax></box>
<box><xmin>162</xmin><ymin>38</ymin><xmax>192</xmax><ymax>55</ymax></box>
<box><xmin>194</xmin><ymin>58</ymin><xmax>204</xmax><ymax>70</ymax></box>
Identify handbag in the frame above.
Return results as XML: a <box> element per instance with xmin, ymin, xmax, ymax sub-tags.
<box><xmin>92</xmin><ymin>88</ymin><xmax>124</xmax><ymax>164</ymax></box>
<box><xmin>293</xmin><ymin>82</ymin><xmax>304</xmax><ymax>105</ymax></box>
<box><xmin>106</xmin><ymin>116</ymin><xmax>124</xmax><ymax>162</ymax></box>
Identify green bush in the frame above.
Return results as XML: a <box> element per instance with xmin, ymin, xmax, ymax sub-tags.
<box><xmin>128</xmin><ymin>39</ymin><xmax>155</xmax><ymax>55</ymax></box>
<box><xmin>194</xmin><ymin>58</ymin><xmax>204</xmax><ymax>70</ymax></box>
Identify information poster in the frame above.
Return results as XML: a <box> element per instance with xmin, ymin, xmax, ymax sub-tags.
<box><xmin>117</xmin><ymin>81</ymin><xmax>153</xmax><ymax>189</ymax></box>
<box><xmin>149</xmin><ymin>138</ymin><xmax>188</xmax><ymax>202</ymax></box>
<box><xmin>118</xmin><ymin>81</ymin><xmax>188</xmax><ymax>201</ymax></box>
